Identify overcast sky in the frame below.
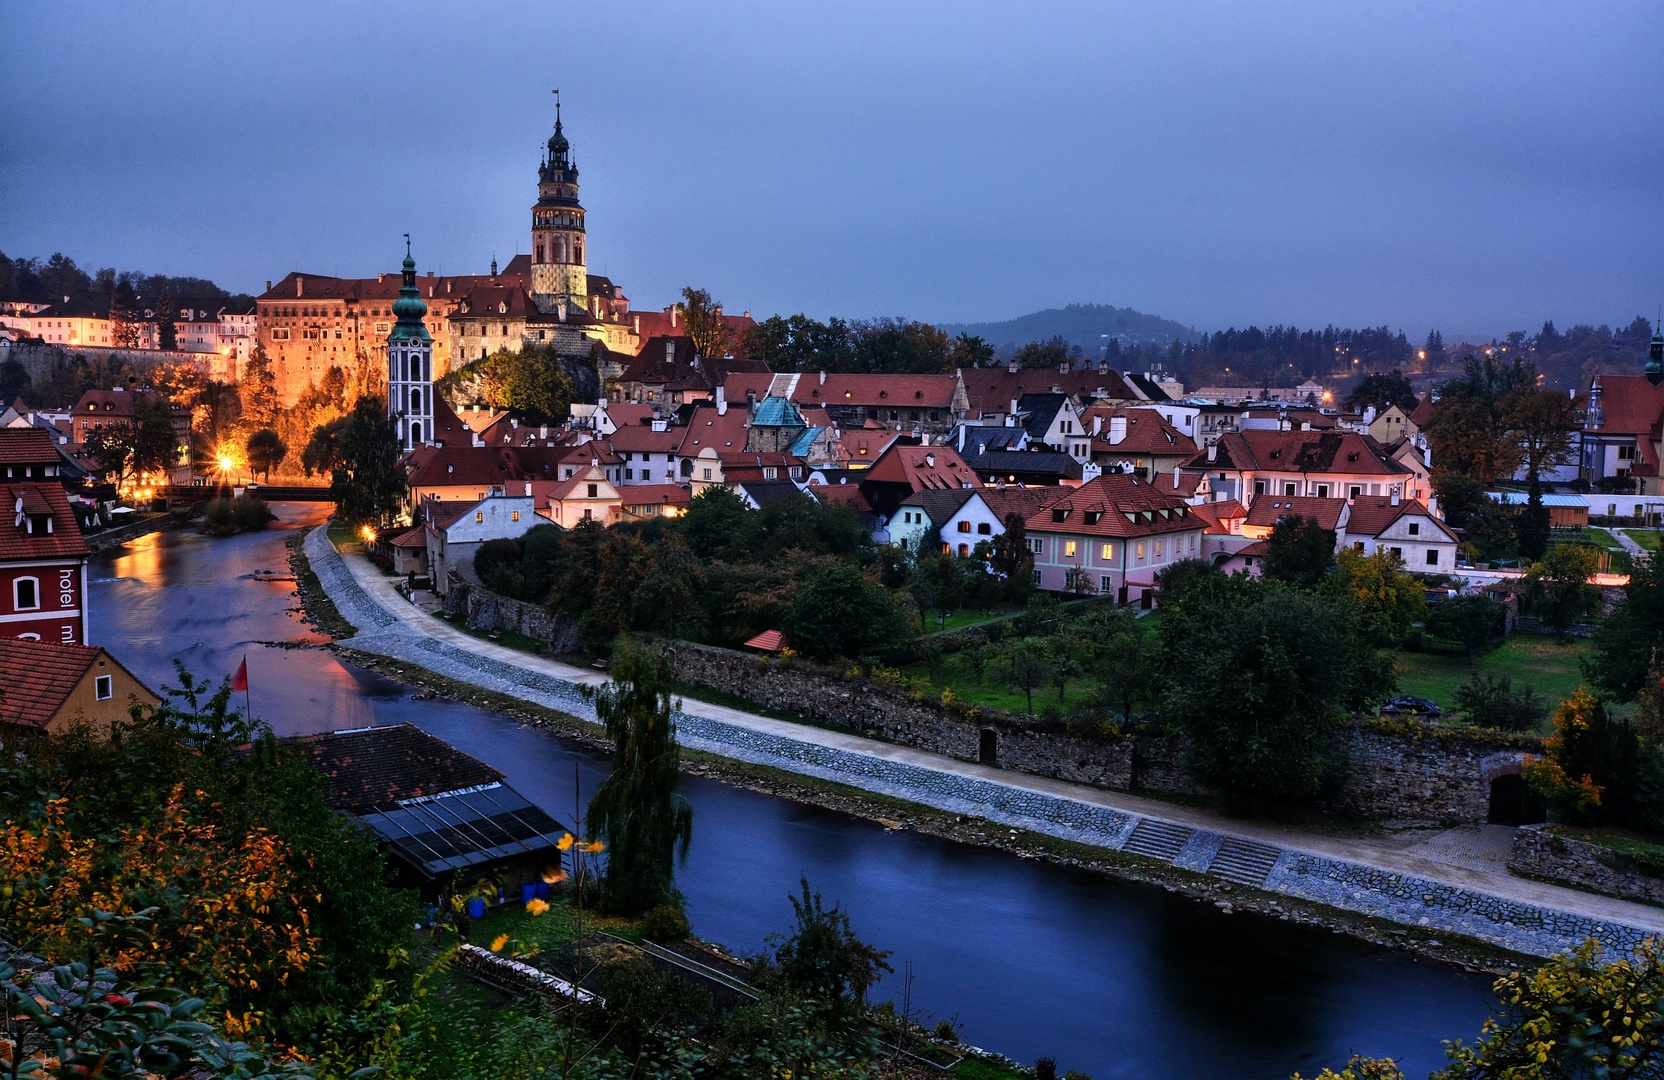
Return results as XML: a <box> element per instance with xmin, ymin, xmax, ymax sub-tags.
<box><xmin>2</xmin><ymin>1</ymin><xmax>1659</xmax><ymax>341</ymax></box>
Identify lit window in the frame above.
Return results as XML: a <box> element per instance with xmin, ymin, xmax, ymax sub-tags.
<box><xmin>958</xmin><ymin>521</ymin><xmax>971</xmax><ymax>533</ymax></box>
<box><xmin>1065</xmin><ymin>541</ymin><xmax>1077</xmax><ymax>557</ymax></box>
<box><xmin>475</xmin><ymin>512</ymin><xmax>483</xmax><ymax>523</ymax></box>
<box><xmin>96</xmin><ymin>675</ymin><xmax>113</xmax><ymax>700</ymax></box>
<box><xmin>1154</xmin><ymin>540</ymin><xmax>1163</xmax><ymax>558</ymax></box>
<box><xmin>1136</xmin><ymin>542</ymin><xmax>1146</xmax><ymax>560</ymax></box>
<box><xmin>511</xmin><ymin>511</ymin><xmax>519</xmax><ymax>521</ymax></box>
<box><xmin>1101</xmin><ymin>543</ymin><xmax>1114</xmax><ymax>559</ymax></box>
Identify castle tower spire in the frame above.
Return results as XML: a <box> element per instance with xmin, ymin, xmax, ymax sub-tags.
<box><xmin>530</xmin><ymin>92</ymin><xmax>587</xmax><ymax>317</ymax></box>
<box><xmin>387</xmin><ymin>235</ymin><xmax>434</xmax><ymax>449</ymax></box>
<box><xmin>1649</xmin><ymin>315</ymin><xmax>1664</xmax><ymax>388</ymax></box>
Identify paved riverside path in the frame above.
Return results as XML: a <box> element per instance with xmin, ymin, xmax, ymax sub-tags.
<box><xmin>307</xmin><ymin>526</ymin><xmax>1664</xmax><ymax>956</ymax></box>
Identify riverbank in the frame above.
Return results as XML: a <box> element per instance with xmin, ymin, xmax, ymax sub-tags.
<box><xmin>291</xmin><ymin>523</ymin><xmax>1664</xmax><ymax>968</ymax></box>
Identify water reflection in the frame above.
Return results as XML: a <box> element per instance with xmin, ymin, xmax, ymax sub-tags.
<box><xmin>87</xmin><ymin>505</ymin><xmax>1497</xmax><ymax>1080</ymax></box>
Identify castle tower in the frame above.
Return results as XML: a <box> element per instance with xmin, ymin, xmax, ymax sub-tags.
<box><xmin>1648</xmin><ymin>319</ymin><xmax>1664</xmax><ymax>388</ymax></box>
<box><xmin>387</xmin><ymin>238</ymin><xmax>434</xmax><ymax>449</ymax></box>
<box><xmin>531</xmin><ymin>98</ymin><xmax>588</xmax><ymax>317</ymax></box>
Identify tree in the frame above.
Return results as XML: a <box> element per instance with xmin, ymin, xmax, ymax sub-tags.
<box><xmin>155</xmin><ymin>290</ymin><xmax>178</xmax><ymax>350</ymax></box>
<box><xmin>1160</xmin><ymin>577</ymin><xmax>1365</xmax><ymax>810</ymax></box>
<box><xmin>109</xmin><ymin>280</ymin><xmax>142</xmax><ymax>348</ymax></box>
<box><xmin>1525</xmin><ymin>688</ymin><xmax>1639</xmax><ymax>825</ymax></box>
<box><xmin>300</xmin><ymin>414</ymin><xmax>349</xmax><ymax>478</ymax></box>
<box><xmin>1091</xmin><ymin>613</ymin><xmax>1157</xmax><ymax>724</ymax></box>
<box><xmin>783</xmin><ymin>565</ymin><xmax>910</xmax><ymax>663</ymax></box>
<box><xmin>494</xmin><ymin>344</ymin><xmax>576</xmax><ymax>422</ymax></box>
<box><xmin>245</xmin><ymin>428</ymin><xmax>288</xmax><ymax>481</ymax></box>
<box><xmin>585</xmin><ymin>641</ymin><xmax>694</xmax><ymax>916</ymax></box>
<box><xmin>1423</xmin><ymin>329</ymin><xmax>1445</xmax><ymax>366</ymax></box>
<box><xmin>1328</xmin><ymin>548</ymin><xmax>1426</xmax><ymax>645</ymax></box>
<box><xmin>677</xmin><ymin>287</ymin><xmax>732</xmax><ymax>359</ymax></box>
<box><xmin>1436</xmin><ymin>938</ymin><xmax>1664</xmax><ymax>1080</ymax></box>
<box><xmin>0</xmin><ymin>357</ymin><xmax>29</xmax><ymax>404</ymax></box>
<box><xmin>239</xmin><ymin>342</ymin><xmax>281</xmax><ymax>429</ymax></box>
<box><xmin>1424</xmin><ymin>594</ymin><xmax>1504</xmax><ymax>666</ymax></box>
<box><xmin>328</xmin><ymin>395</ymin><xmax>406</xmax><ymax>526</ymax></box>
<box><xmin>1453</xmin><ymin>673</ymin><xmax>1546</xmax><ymax>732</ymax></box>
<box><xmin>985</xmin><ymin>513</ymin><xmax>1035</xmax><ymax>602</ymax></box>
<box><xmin>1262</xmin><ymin>514</ymin><xmax>1336</xmax><ymax>588</ymax></box>
<box><xmin>1506</xmin><ymin>387</ymin><xmax>1582</xmax><ymax>562</ymax></box>
<box><xmin>1431</xmin><ymin>469</ymin><xmax>1488</xmax><ymax>530</ymax></box>
<box><xmin>84</xmin><ymin>398</ymin><xmax>181</xmax><ymax>486</ymax></box>
<box><xmin>1155</xmin><ymin>557</ymin><xmax>1222</xmax><ymax>609</ymax></box>
<box><xmin>1587</xmin><ymin>554</ymin><xmax>1664</xmax><ymax>701</ymax></box>
<box><xmin>1530</xmin><ymin>543</ymin><xmax>1600</xmax><ymax>639</ymax></box>
<box><xmin>760</xmin><ymin>878</ymin><xmax>893</xmax><ymax>1018</ymax></box>
<box><xmin>1014</xmin><ymin>336</ymin><xmax>1071</xmax><ymax>370</ymax></box>
<box><xmin>1344</xmin><ymin>369</ymin><xmax>1417</xmax><ymax>413</ymax></box>
<box><xmin>949</xmin><ymin>333</ymin><xmax>996</xmax><ymax>368</ymax></box>
<box><xmin>995</xmin><ymin>638</ymin><xmax>1050</xmax><ymax>716</ymax></box>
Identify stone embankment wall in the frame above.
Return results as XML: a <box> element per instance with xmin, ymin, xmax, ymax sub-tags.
<box><xmin>444</xmin><ymin>585</ymin><xmax>581</xmax><ymax>654</ymax></box>
<box><xmin>7</xmin><ymin>342</ymin><xmax>212</xmax><ymax>383</ymax></box>
<box><xmin>1508</xmin><ymin>826</ymin><xmax>1664</xmax><ymax>906</ymax></box>
<box><xmin>660</xmin><ymin>639</ymin><xmax>1516</xmax><ymax>821</ymax></box>
<box><xmin>84</xmin><ymin>512</ymin><xmax>185</xmax><ymax>552</ymax></box>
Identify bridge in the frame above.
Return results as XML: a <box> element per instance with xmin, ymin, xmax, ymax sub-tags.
<box><xmin>155</xmin><ymin>484</ymin><xmax>335</xmax><ymax>503</ymax></box>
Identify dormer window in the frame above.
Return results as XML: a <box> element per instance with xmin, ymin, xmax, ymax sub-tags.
<box><xmin>1052</xmin><ymin>509</ymin><xmax>1068</xmax><ymax>522</ymax></box>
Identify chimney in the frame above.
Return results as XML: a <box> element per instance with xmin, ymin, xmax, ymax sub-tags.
<box><xmin>1173</xmin><ymin>467</ymin><xmax>1181</xmax><ymax>490</ymax></box>
<box><xmin>1362</xmin><ymin>405</ymin><xmax>1376</xmax><ymax>426</ymax></box>
<box><xmin>1059</xmin><ymin>362</ymin><xmax>1069</xmax><ymax>375</ymax></box>
<box><xmin>715</xmin><ymin>305</ymin><xmax>722</xmax><ymax>316</ymax></box>
<box><xmin>1109</xmin><ymin>416</ymin><xmax>1126</xmax><ymax>444</ymax></box>
<box><xmin>743</xmin><ymin>310</ymin><xmax>750</xmax><ymax>318</ymax></box>
<box><xmin>511</xmin><ymin>418</ymin><xmax>518</xmax><ymax>428</ymax></box>
<box><xmin>819</xmin><ymin>370</ymin><xmax>827</xmax><ymax>385</ymax></box>
<box><xmin>670</xmin><ymin>307</ymin><xmax>679</xmax><ymax>327</ymax></box>
<box><xmin>1008</xmin><ymin>361</ymin><xmax>1019</xmax><ymax>374</ymax></box>
<box><xmin>633</xmin><ymin>314</ymin><xmax>640</xmax><ymax>334</ymax></box>
<box><xmin>296</xmin><ymin>277</ymin><xmax>303</xmax><ymax>297</ymax></box>
<box><xmin>1207</xmin><ymin>442</ymin><xmax>1218</xmax><ymax>462</ymax></box>
<box><xmin>716</xmin><ymin>384</ymin><xmax>727</xmax><ymax>415</ymax></box>
<box><xmin>1092</xmin><ymin>415</ymin><xmax>1103</xmax><ymax>436</ymax></box>
<box><xmin>746</xmin><ymin>388</ymin><xmax>758</xmax><ymax>417</ymax></box>
<box><xmin>265</xmin><ymin>280</ymin><xmax>272</xmax><ymax>292</ymax></box>
<box><xmin>524</xmin><ymin>481</ymin><xmax>532</xmax><ymax>496</ymax></box>
<box><xmin>540</xmin><ymin>424</ymin><xmax>548</xmax><ymax>439</ymax></box>
<box><xmin>1010</xmin><ymin>398</ymin><xmax>1018</xmax><ymax>417</ymax></box>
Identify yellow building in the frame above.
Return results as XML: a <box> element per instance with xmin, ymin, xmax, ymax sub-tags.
<box><xmin>0</xmin><ymin>639</ymin><xmax>161</xmax><ymax>740</ymax></box>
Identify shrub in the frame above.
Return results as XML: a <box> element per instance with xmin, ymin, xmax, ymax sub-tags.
<box><xmin>1453</xmin><ymin>673</ymin><xmax>1547</xmax><ymax>731</ymax></box>
<box><xmin>639</xmin><ymin>903</ymin><xmax>692</xmax><ymax>941</ymax></box>
<box><xmin>197</xmin><ymin>495</ymin><xmax>275</xmax><ymax>537</ymax></box>
<box><xmin>1526</xmin><ymin>687</ymin><xmax>1640</xmax><ymax>825</ymax></box>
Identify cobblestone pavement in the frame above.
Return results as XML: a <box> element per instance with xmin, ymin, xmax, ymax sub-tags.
<box><xmin>1407</xmin><ymin>825</ymin><xmax>1519</xmax><ymax>875</ymax></box>
<box><xmin>305</xmin><ymin>526</ymin><xmax>1664</xmax><ymax>957</ymax></box>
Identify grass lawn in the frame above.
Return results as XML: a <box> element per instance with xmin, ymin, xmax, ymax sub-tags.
<box><xmin>1392</xmin><ymin>631</ymin><xmax>1590</xmax><ymax>723</ymax></box>
<box><xmin>326</xmin><ymin>520</ymin><xmax>365</xmax><ymax>554</ymax></box>
<box><xmin>1551</xmin><ymin>825</ymin><xmax>1664</xmax><ymax>863</ymax></box>
<box><xmin>1626</xmin><ymin>529</ymin><xmax>1663</xmax><ymax>552</ymax></box>
<box><xmin>918</xmin><ymin>608</ymin><xmax>1019</xmax><ymax>635</ymax></box>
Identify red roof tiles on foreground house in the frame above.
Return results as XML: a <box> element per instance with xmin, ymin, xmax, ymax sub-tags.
<box><xmin>1025</xmin><ymin>473</ymin><xmax>1197</xmax><ymax>538</ymax></box>
<box><xmin>0</xmin><ymin>639</ymin><xmax>159</xmax><ymax>735</ymax></box>
<box><xmin>744</xmin><ymin>630</ymin><xmax>785</xmax><ymax>653</ymax></box>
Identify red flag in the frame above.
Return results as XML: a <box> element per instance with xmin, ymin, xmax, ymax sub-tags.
<box><xmin>231</xmin><ymin>657</ymin><xmax>248</xmax><ymax>693</ymax></box>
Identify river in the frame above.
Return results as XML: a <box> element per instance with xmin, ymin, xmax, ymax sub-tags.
<box><xmin>89</xmin><ymin>504</ymin><xmax>1495</xmax><ymax>1079</ymax></box>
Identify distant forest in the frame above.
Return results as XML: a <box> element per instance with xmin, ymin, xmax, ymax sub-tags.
<box><xmin>938</xmin><ymin>302</ymin><xmax>1199</xmax><ymax>353</ymax></box>
<box><xmin>0</xmin><ymin>250</ymin><xmax>228</xmax><ymax>302</ymax></box>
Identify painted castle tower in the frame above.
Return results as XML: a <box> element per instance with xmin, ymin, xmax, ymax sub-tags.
<box><xmin>530</xmin><ymin>98</ymin><xmax>588</xmax><ymax>317</ymax></box>
<box><xmin>387</xmin><ymin>239</ymin><xmax>433</xmax><ymax>449</ymax></box>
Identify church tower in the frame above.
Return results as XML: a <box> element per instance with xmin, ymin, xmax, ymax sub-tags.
<box><xmin>387</xmin><ymin>238</ymin><xmax>433</xmax><ymax>449</ymax></box>
<box><xmin>531</xmin><ymin>98</ymin><xmax>588</xmax><ymax>317</ymax></box>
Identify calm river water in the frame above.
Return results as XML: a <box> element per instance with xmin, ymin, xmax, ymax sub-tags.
<box><xmin>89</xmin><ymin>504</ymin><xmax>1495</xmax><ymax>1079</ymax></box>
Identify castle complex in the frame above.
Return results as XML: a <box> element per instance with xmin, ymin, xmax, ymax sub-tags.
<box><xmin>258</xmin><ymin>104</ymin><xmax>675</xmax><ymax>410</ymax></box>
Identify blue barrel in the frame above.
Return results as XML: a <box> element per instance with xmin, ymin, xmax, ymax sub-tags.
<box><xmin>534</xmin><ymin>880</ymin><xmax>549</xmax><ymax>901</ymax></box>
<box><xmin>521</xmin><ymin>880</ymin><xmax>537</xmax><ymax>905</ymax></box>
<box><xmin>466</xmin><ymin>897</ymin><xmax>486</xmax><ymax>919</ymax></box>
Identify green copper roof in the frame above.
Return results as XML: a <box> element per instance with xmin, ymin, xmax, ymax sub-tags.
<box><xmin>390</xmin><ymin>240</ymin><xmax>430</xmax><ymax>342</ymax></box>
<box><xmin>752</xmin><ymin>396</ymin><xmax>806</xmax><ymax>428</ymax></box>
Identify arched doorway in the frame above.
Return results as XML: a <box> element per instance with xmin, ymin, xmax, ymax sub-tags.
<box><xmin>1488</xmin><ymin>773</ymin><xmax>1545</xmax><ymax>826</ymax></box>
<box><xmin>979</xmin><ymin>729</ymin><xmax>998</xmax><ymax>765</ymax></box>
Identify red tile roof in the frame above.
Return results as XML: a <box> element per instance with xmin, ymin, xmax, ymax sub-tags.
<box><xmin>1589</xmin><ymin>375</ymin><xmax>1664</xmax><ymax>476</ymax></box>
<box><xmin>1190</xmin><ymin>498</ymin><xmax>1247</xmax><ymax>534</ymax></box>
<box><xmin>793</xmin><ymin>374</ymin><xmax>960</xmax><ymax>410</ymax></box>
<box><xmin>404</xmin><ymin>444</ymin><xmax>571</xmax><ymax>490</ymax></box>
<box><xmin>1244</xmin><ymin>495</ymin><xmax>1348</xmax><ymax>531</ymax></box>
<box><xmin>1080</xmin><ymin>407</ymin><xmax>1198</xmax><ymax>457</ymax></box>
<box><xmin>973</xmin><ymin>486</ymin><xmax>1059</xmax><ymax>525</ymax></box>
<box><xmin>619</xmin><ymin>483</ymin><xmax>691</xmax><ymax>507</ymax></box>
<box><xmin>1</xmin><ymin>482</ymin><xmax>88</xmax><ymax>559</ymax></box>
<box><xmin>1344</xmin><ymin>497</ymin><xmax>1457</xmax><ymax>541</ymax></box>
<box><xmin>287</xmin><ymin>722</ymin><xmax>505</xmax><ymax>811</ymax></box>
<box><xmin>862</xmin><ymin>443</ymin><xmax>981</xmax><ymax>492</ymax></box>
<box><xmin>388</xmin><ymin>525</ymin><xmax>429</xmax><ymax>549</ymax></box>
<box><xmin>959</xmin><ymin>368</ymin><xmax>1138</xmax><ymax>414</ymax></box>
<box><xmin>1024</xmin><ymin>474</ymin><xmax>1199</xmax><ymax>538</ymax></box>
<box><xmin>0</xmin><ymin>428</ymin><xmax>62</xmax><ymax>466</ymax></box>
<box><xmin>0</xmin><ymin>640</ymin><xmax>104</xmax><ymax>729</ymax></box>
<box><xmin>629</xmin><ymin>310</ymin><xmax>757</xmax><ymax>352</ymax></box>
<box><xmin>1188</xmin><ymin>430</ymin><xmax>1409</xmax><ymax>476</ymax></box>
<box><xmin>809</xmin><ymin>483</ymin><xmax>874</xmax><ymax>513</ymax></box>
<box><xmin>744</xmin><ymin>630</ymin><xmax>785</xmax><ymax>653</ymax></box>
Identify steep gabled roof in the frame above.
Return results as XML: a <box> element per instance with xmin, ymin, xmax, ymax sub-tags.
<box><xmin>862</xmin><ymin>442</ymin><xmax>980</xmax><ymax>491</ymax></box>
<box><xmin>1186</xmin><ymin>430</ymin><xmax>1409</xmax><ymax>476</ymax></box>
<box><xmin>1</xmin><ymin>482</ymin><xmax>87</xmax><ymax>559</ymax></box>
<box><xmin>0</xmin><ymin>640</ymin><xmax>119</xmax><ymax>730</ymax></box>
<box><xmin>1344</xmin><ymin>497</ymin><xmax>1458</xmax><ymax>541</ymax></box>
<box><xmin>809</xmin><ymin>483</ymin><xmax>874</xmax><ymax>514</ymax></box>
<box><xmin>972</xmin><ymin>486</ymin><xmax>1060</xmax><ymax>525</ymax></box>
<box><xmin>1080</xmin><ymin>407</ymin><xmax>1199</xmax><ymax>457</ymax></box>
<box><xmin>1189</xmin><ymin>498</ymin><xmax>1246</xmax><ymax>534</ymax></box>
<box><xmin>1024</xmin><ymin>474</ymin><xmax>1199</xmax><ymax>538</ymax></box>
<box><xmin>0</xmin><ymin>427</ymin><xmax>62</xmax><ymax>466</ymax></box>
<box><xmin>899</xmin><ymin>488</ymin><xmax>976</xmax><ymax>525</ymax></box>
<box><xmin>968</xmin><ymin>449</ymin><xmax>1083</xmax><ymax>481</ymax></box>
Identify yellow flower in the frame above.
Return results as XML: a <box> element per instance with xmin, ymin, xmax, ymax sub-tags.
<box><xmin>525</xmin><ymin>898</ymin><xmax>549</xmax><ymax>916</ymax></box>
<box><xmin>556</xmin><ymin>833</ymin><xmax>575</xmax><ymax>851</ymax></box>
<box><xmin>582</xmin><ymin>840</ymin><xmax>606</xmax><ymax>853</ymax></box>
<box><xmin>490</xmin><ymin>934</ymin><xmax>510</xmax><ymax>953</ymax></box>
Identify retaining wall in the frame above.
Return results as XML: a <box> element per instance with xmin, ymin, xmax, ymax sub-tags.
<box><xmin>1509</xmin><ymin>826</ymin><xmax>1664</xmax><ymax>907</ymax></box>
<box><xmin>444</xmin><ymin>585</ymin><xmax>582</xmax><ymax>654</ymax></box>
<box><xmin>661</xmin><ymin>638</ymin><xmax>1516</xmax><ymax>823</ymax></box>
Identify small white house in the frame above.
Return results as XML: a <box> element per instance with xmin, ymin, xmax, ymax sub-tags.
<box><xmin>1343</xmin><ymin>497</ymin><xmax>1459</xmax><ymax>572</ymax></box>
<box><xmin>424</xmin><ymin>493</ymin><xmax>538</xmax><ymax>596</ymax></box>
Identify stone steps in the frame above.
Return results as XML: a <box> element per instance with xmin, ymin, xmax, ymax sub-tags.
<box><xmin>1121</xmin><ymin>818</ymin><xmax>1192</xmax><ymax>862</ymax></box>
<box><xmin>1208</xmin><ymin>837</ymin><xmax>1282</xmax><ymax>886</ymax></box>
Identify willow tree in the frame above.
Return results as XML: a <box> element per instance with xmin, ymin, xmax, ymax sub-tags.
<box><xmin>585</xmin><ymin>641</ymin><xmax>693</xmax><ymax>915</ymax></box>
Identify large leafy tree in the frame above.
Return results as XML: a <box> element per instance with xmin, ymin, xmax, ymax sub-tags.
<box><xmin>1327</xmin><ymin>547</ymin><xmax>1425</xmax><ymax>645</ymax></box>
<box><xmin>1262</xmin><ymin>514</ymin><xmax>1336</xmax><ymax>588</ymax></box>
<box><xmin>1587</xmin><ymin>553</ymin><xmax>1664</xmax><ymax>700</ymax></box>
<box><xmin>1344</xmin><ymin>369</ymin><xmax>1417</xmax><ymax>413</ymax></box>
<box><xmin>585</xmin><ymin>641</ymin><xmax>694</xmax><ymax>916</ymax></box>
<box><xmin>1507</xmin><ymin>387</ymin><xmax>1583</xmax><ymax>561</ymax></box>
<box><xmin>85</xmin><ymin>398</ymin><xmax>182</xmax><ymax>485</ymax></box>
<box><xmin>328</xmin><ymin>394</ymin><xmax>406</xmax><ymax>526</ymax></box>
<box><xmin>495</xmin><ymin>344</ymin><xmax>576</xmax><ymax>422</ymax></box>
<box><xmin>239</xmin><ymin>342</ymin><xmax>281</xmax><ymax>429</ymax></box>
<box><xmin>676</xmin><ymin>286</ymin><xmax>733</xmax><ymax>359</ymax></box>
<box><xmin>245</xmin><ymin>428</ymin><xmax>288</xmax><ymax>481</ymax></box>
<box><xmin>1160</xmin><ymin>576</ymin><xmax>1382</xmax><ymax>810</ymax></box>
<box><xmin>1424</xmin><ymin>594</ymin><xmax>1504</xmax><ymax>667</ymax></box>
<box><xmin>783</xmin><ymin>564</ymin><xmax>911</xmax><ymax>663</ymax></box>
